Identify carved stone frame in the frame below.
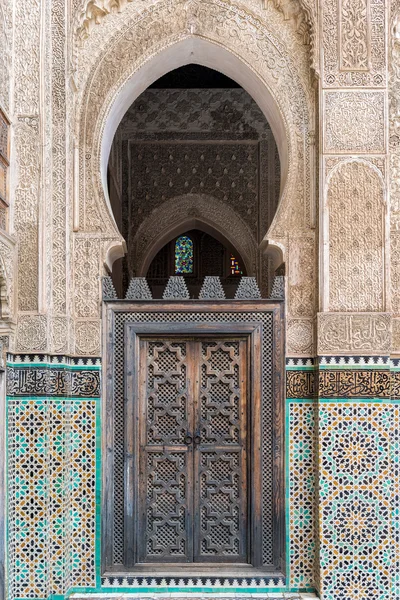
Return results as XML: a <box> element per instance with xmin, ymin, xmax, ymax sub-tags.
<box><xmin>102</xmin><ymin>300</ymin><xmax>285</xmax><ymax>578</ymax></box>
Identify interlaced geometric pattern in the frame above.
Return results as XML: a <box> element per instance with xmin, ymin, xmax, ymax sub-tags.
<box><xmin>198</xmin><ymin>342</ymin><xmax>246</xmax><ymax>559</ymax></box>
<box><xmin>112</xmin><ymin>311</ymin><xmax>274</xmax><ymax>566</ymax></box>
<box><xmin>147</xmin><ymin>342</ymin><xmax>188</xmax><ymax>445</ymax></box>
<box><xmin>141</xmin><ymin>340</ymin><xmax>190</xmax><ymax>560</ymax></box>
<box><xmin>288</xmin><ymin>401</ymin><xmax>316</xmax><ymax>588</ymax></box>
<box><xmin>319</xmin><ymin>402</ymin><xmax>392</xmax><ymax>598</ymax></box>
<box><xmin>7</xmin><ymin>357</ymin><xmax>99</xmax><ymax>598</ymax></box>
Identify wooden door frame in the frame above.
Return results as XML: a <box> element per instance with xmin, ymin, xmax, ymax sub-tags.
<box><xmin>102</xmin><ymin>301</ymin><xmax>285</xmax><ymax>578</ymax></box>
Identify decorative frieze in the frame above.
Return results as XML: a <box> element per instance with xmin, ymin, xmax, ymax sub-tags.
<box><xmin>286</xmin><ymin>370</ymin><xmax>316</xmax><ymax>399</ymax></box>
<box><xmin>7</xmin><ymin>362</ymin><xmax>100</xmax><ymax>397</ymax></box>
<box><xmin>125</xmin><ymin>277</ymin><xmax>153</xmax><ymax>300</ymax></box>
<box><xmin>163</xmin><ymin>276</ymin><xmax>190</xmax><ymax>300</ymax></box>
<box><xmin>102</xmin><ymin>276</ymin><xmax>117</xmax><ymax>301</ymax></box>
<box><xmin>235</xmin><ymin>277</ymin><xmax>262</xmax><ymax>300</ymax></box>
<box><xmin>318</xmin><ymin>370</ymin><xmax>391</xmax><ymax>398</ymax></box>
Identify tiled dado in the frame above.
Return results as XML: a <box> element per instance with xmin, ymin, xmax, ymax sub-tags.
<box><xmin>316</xmin><ymin>356</ymin><xmax>398</xmax><ymax>600</ymax></box>
<box><xmin>286</xmin><ymin>358</ymin><xmax>316</xmax><ymax>590</ymax></box>
<box><xmin>6</xmin><ymin>354</ymin><xmax>100</xmax><ymax>598</ymax></box>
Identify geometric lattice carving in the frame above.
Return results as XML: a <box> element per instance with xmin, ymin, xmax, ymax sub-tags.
<box><xmin>125</xmin><ymin>277</ymin><xmax>152</xmax><ymax>300</ymax></box>
<box><xmin>140</xmin><ymin>339</ymin><xmax>191</xmax><ymax>560</ymax></box>
<box><xmin>102</xmin><ymin>276</ymin><xmax>118</xmax><ymax>301</ymax></box>
<box><xmin>235</xmin><ymin>276</ymin><xmax>262</xmax><ymax>299</ymax></box>
<box><xmin>199</xmin><ymin>276</ymin><xmax>225</xmax><ymax>300</ymax></box>
<box><xmin>198</xmin><ymin>340</ymin><xmax>247</xmax><ymax>559</ymax></box>
<box><xmin>163</xmin><ymin>276</ymin><xmax>190</xmax><ymax>300</ymax></box>
<box><xmin>138</xmin><ymin>338</ymin><xmax>247</xmax><ymax>562</ymax></box>
<box><xmin>269</xmin><ymin>276</ymin><xmax>285</xmax><ymax>299</ymax></box>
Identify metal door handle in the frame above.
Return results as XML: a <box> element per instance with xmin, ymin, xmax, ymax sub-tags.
<box><xmin>194</xmin><ymin>434</ymin><xmax>201</xmax><ymax>445</ymax></box>
<box><xmin>184</xmin><ymin>434</ymin><xmax>193</xmax><ymax>445</ymax></box>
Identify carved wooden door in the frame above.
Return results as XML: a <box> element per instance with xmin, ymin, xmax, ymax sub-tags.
<box><xmin>137</xmin><ymin>337</ymin><xmax>248</xmax><ymax>564</ymax></box>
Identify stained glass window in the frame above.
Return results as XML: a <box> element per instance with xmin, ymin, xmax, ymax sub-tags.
<box><xmin>175</xmin><ymin>236</ymin><xmax>194</xmax><ymax>274</ymax></box>
<box><xmin>230</xmin><ymin>254</ymin><xmax>243</xmax><ymax>276</ymax></box>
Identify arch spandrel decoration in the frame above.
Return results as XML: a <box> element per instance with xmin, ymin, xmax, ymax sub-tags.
<box><xmin>74</xmin><ymin>0</ymin><xmax>318</xmax><ymax>74</ymax></box>
<box><xmin>76</xmin><ymin>0</ymin><xmax>315</xmax><ymax>238</ymax></box>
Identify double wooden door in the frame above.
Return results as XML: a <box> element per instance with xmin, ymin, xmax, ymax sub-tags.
<box><xmin>136</xmin><ymin>336</ymin><xmax>248</xmax><ymax>564</ymax></box>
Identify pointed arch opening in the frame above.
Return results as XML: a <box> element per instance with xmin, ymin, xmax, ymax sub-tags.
<box><xmin>106</xmin><ymin>54</ymin><xmax>284</xmax><ymax>297</ymax></box>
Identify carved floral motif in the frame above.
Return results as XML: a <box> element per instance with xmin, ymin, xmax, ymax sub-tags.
<box><xmin>324</xmin><ymin>91</ymin><xmax>385</xmax><ymax>154</ymax></box>
<box><xmin>323</xmin><ymin>0</ymin><xmax>385</xmax><ymax>87</ymax></box>
<box><xmin>339</xmin><ymin>0</ymin><xmax>369</xmax><ymax>71</ymax></box>
<box><xmin>328</xmin><ymin>161</ymin><xmax>385</xmax><ymax>313</ymax></box>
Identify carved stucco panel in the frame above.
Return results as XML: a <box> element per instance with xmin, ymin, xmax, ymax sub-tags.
<box><xmin>392</xmin><ymin>316</ymin><xmax>400</xmax><ymax>354</ymax></box>
<box><xmin>13</xmin><ymin>121</ymin><xmax>40</xmax><ymax>312</ymax></box>
<box><xmin>51</xmin><ymin>0</ymin><xmax>68</xmax><ymax>316</ymax></box>
<box><xmin>75</xmin><ymin>320</ymin><xmax>101</xmax><ymax>356</ymax></box>
<box><xmin>287</xmin><ymin>317</ymin><xmax>314</xmax><ymax>356</ymax></box>
<box><xmin>16</xmin><ymin>315</ymin><xmax>48</xmax><ymax>353</ymax></box>
<box><xmin>50</xmin><ymin>317</ymin><xmax>71</xmax><ymax>355</ymax></box>
<box><xmin>74</xmin><ymin>237</ymin><xmax>101</xmax><ymax>319</ymax></box>
<box><xmin>288</xmin><ymin>236</ymin><xmax>315</xmax><ymax>317</ymax></box>
<box><xmin>391</xmin><ymin>231</ymin><xmax>400</xmax><ymax>317</ymax></box>
<box><xmin>0</xmin><ymin>235</ymin><xmax>16</xmax><ymax>320</ymax></box>
<box><xmin>390</xmin><ymin>6</ymin><xmax>400</xmax><ymax>228</ymax></box>
<box><xmin>317</xmin><ymin>312</ymin><xmax>391</xmax><ymax>356</ymax></box>
<box><xmin>0</xmin><ymin>0</ymin><xmax>12</xmax><ymax>114</ymax></box>
<box><xmin>327</xmin><ymin>160</ymin><xmax>385</xmax><ymax>313</ymax></box>
<box><xmin>324</xmin><ymin>91</ymin><xmax>386</xmax><ymax>154</ymax></box>
<box><xmin>323</xmin><ymin>0</ymin><xmax>386</xmax><ymax>87</ymax></box>
<box><xmin>13</xmin><ymin>0</ymin><xmax>41</xmax><ymax>115</ymax></box>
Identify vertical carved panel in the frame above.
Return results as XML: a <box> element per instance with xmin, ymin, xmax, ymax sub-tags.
<box><xmin>139</xmin><ymin>340</ymin><xmax>192</xmax><ymax>561</ymax></box>
<box><xmin>339</xmin><ymin>0</ymin><xmax>370</xmax><ymax>71</ymax></box>
<box><xmin>14</xmin><ymin>122</ymin><xmax>40</xmax><ymax>311</ymax></box>
<box><xmin>328</xmin><ymin>161</ymin><xmax>384</xmax><ymax>312</ymax></box>
<box><xmin>195</xmin><ymin>341</ymin><xmax>247</xmax><ymax>561</ymax></box>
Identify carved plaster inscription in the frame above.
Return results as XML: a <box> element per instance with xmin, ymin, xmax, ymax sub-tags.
<box><xmin>328</xmin><ymin>161</ymin><xmax>385</xmax><ymax>312</ymax></box>
<box><xmin>318</xmin><ymin>312</ymin><xmax>391</xmax><ymax>355</ymax></box>
<box><xmin>324</xmin><ymin>91</ymin><xmax>385</xmax><ymax>154</ymax></box>
<box><xmin>323</xmin><ymin>0</ymin><xmax>385</xmax><ymax>86</ymax></box>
